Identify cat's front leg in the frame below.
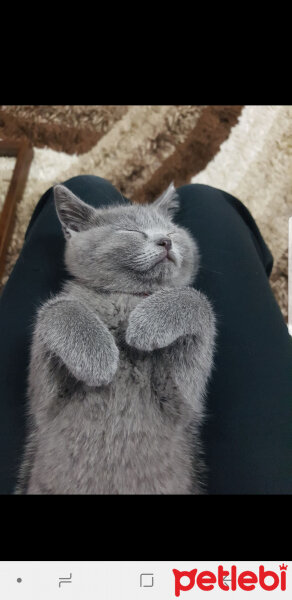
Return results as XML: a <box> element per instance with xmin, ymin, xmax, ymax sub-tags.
<box><xmin>125</xmin><ymin>288</ymin><xmax>215</xmax><ymax>352</ymax></box>
<box><xmin>126</xmin><ymin>287</ymin><xmax>216</xmax><ymax>413</ymax></box>
<box><xmin>34</xmin><ymin>298</ymin><xmax>119</xmax><ymax>387</ymax></box>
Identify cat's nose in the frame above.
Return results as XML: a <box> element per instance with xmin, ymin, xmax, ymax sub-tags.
<box><xmin>156</xmin><ymin>237</ymin><xmax>172</xmax><ymax>251</ymax></box>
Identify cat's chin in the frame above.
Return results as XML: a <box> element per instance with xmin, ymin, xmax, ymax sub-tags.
<box><xmin>151</xmin><ymin>251</ymin><xmax>177</xmax><ymax>269</ymax></box>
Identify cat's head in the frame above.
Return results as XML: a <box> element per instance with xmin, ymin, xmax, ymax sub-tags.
<box><xmin>54</xmin><ymin>183</ymin><xmax>200</xmax><ymax>293</ymax></box>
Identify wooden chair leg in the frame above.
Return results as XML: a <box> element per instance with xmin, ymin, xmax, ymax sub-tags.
<box><xmin>0</xmin><ymin>140</ymin><xmax>33</xmax><ymax>280</ymax></box>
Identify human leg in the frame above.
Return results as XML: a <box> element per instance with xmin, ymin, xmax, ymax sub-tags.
<box><xmin>174</xmin><ymin>184</ymin><xmax>292</xmax><ymax>494</ymax></box>
<box><xmin>0</xmin><ymin>175</ymin><xmax>129</xmax><ymax>494</ymax></box>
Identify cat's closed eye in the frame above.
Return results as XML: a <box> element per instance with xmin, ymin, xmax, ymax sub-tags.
<box><xmin>121</xmin><ymin>229</ymin><xmax>176</xmax><ymax>236</ymax></box>
<box><xmin>121</xmin><ymin>229</ymin><xmax>148</xmax><ymax>238</ymax></box>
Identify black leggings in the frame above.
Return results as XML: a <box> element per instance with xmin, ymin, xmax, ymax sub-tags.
<box><xmin>0</xmin><ymin>175</ymin><xmax>291</xmax><ymax>494</ymax></box>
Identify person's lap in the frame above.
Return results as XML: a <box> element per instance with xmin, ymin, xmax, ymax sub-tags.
<box><xmin>175</xmin><ymin>184</ymin><xmax>292</xmax><ymax>494</ymax></box>
<box><xmin>0</xmin><ymin>175</ymin><xmax>291</xmax><ymax>494</ymax></box>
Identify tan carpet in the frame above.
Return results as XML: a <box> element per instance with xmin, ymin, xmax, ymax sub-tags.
<box><xmin>0</xmin><ymin>105</ymin><xmax>290</xmax><ymax>321</ymax></box>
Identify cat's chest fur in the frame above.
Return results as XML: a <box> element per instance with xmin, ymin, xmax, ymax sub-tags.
<box><xmin>64</xmin><ymin>283</ymin><xmax>147</xmax><ymax>351</ymax></box>
<box><xmin>65</xmin><ymin>281</ymin><xmax>140</xmax><ymax>320</ymax></box>
<box><xmin>52</xmin><ymin>282</ymin><xmax>172</xmax><ymax>412</ymax></box>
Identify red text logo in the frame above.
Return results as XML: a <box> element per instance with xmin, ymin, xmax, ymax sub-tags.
<box><xmin>173</xmin><ymin>565</ymin><xmax>288</xmax><ymax>596</ymax></box>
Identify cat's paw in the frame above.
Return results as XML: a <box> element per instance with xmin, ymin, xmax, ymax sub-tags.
<box><xmin>85</xmin><ymin>339</ymin><xmax>120</xmax><ymax>387</ymax></box>
<box><xmin>71</xmin><ymin>335</ymin><xmax>119</xmax><ymax>387</ymax></box>
<box><xmin>125</xmin><ymin>302</ymin><xmax>175</xmax><ymax>351</ymax></box>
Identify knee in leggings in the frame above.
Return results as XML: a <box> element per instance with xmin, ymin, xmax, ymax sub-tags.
<box><xmin>62</xmin><ymin>174</ymin><xmax>109</xmax><ymax>188</ymax></box>
<box><xmin>176</xmin><ymin>183</ymin><xmax>224</xmax><ymax>204</ymax></box>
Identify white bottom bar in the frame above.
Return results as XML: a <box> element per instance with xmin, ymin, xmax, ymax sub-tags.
<box><xmin>0</xmin><ymin>561</ymin><xmax>290</xmax><ymax>599</ymax></box>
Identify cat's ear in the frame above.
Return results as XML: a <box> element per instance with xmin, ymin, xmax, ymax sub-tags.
<box><xmin>152</xmin><ymin>182</ymin><xmax>180</xmax><ymax>217</ymax></box>
<box><xmin>54</xmin><ymin>184</ymin><xmax>101</xmax><ymax>239</ymax></box>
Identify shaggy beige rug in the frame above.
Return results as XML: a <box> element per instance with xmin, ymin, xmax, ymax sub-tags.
<box><xmin>0</xmin><ymin>105</ymin><xmax>291</xmax><ymax>321</ymax></box>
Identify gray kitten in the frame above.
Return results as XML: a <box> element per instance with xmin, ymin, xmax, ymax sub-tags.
<box><xmin>15</xmin><ymin>182</ymin><xmax>216</xmax><ymax>494</ymax></box>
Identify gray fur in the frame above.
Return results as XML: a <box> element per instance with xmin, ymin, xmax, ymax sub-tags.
<box><xmin>15</xmin><ymin>182</ymin><xmax>216</xmax><ymax>494</ymax></box>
